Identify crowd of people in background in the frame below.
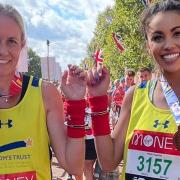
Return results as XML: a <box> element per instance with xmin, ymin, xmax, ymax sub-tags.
<box><xmin>109</xmin><ymin>67</ymin><xmax>152</xmax><ymax>131</ymax></box>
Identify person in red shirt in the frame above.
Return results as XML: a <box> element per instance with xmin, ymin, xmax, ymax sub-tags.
<box><xmin>111</xmin><ymin>79</ymin><xmax>125</xmax><ymax>129</ymax></box>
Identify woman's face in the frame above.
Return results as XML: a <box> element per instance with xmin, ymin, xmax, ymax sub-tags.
<box><xmin>147</xmin><ymin>11</ymin><xmax>180</xmax><ymax>74</ymax></box>
<box><xmin>0</xmin><ymin>15</ymin><xmax>23</xmax><ymax>76</ymax></box>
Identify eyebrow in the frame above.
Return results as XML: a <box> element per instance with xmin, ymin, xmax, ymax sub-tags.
<box><xmin>8</xmin><ymin>37</ymin><xmax>20</xmax><ymax>41</ymax></box>
<box><xmin>152</xmin><ymin>31</ymin><xmax>162</xmax><ymax>35</ymax></box>
<box><xmin>171</xmin><ymin>26</ymin><xmax>180</xmax><ymax>32</ymax></box>
<box><xmin>8</xmin><ymin>37</ymin><xmax>17</xmax><ymax>39</ymax></box>
<box><xmin>149</xmin><ymin>26</ymin><xmax>180</xmax><ymax>35</ymax></box>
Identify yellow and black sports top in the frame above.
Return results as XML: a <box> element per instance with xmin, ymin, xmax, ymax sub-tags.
<box><xmin>0</xmin><ymin>76</ymin><xmax>51</xmax><ymax>179</ymax></box>
<box><xmin>121</xmin><ymin>81</ymin><xmax>180</xmax><ymax>180</ymax></box>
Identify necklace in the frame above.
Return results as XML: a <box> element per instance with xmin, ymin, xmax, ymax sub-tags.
<box><xmin>0</xmin><ymin>93</ymin><xmax>12</xmax><ymax>103</ymax></box>
<box><xmin>0</xmin><ymin>72</ymin><xmax>23</xmax><ymax>103</ymax></box>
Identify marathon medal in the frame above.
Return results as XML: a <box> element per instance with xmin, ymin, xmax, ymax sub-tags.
<box><xmin>161</xmin><ymin>76</ymin><xmax>180</xmax><ymax>150</ymax></box>
<box><xmin>173</xmin><ymin>125</ymin><xmax>180</xmax><ymax>150</ymax></box>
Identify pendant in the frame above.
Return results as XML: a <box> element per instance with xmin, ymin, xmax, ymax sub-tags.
<box><xmin>173</xmin><ymin>125</ymin><xmax>180</xmax><ymax>150</ymax></box>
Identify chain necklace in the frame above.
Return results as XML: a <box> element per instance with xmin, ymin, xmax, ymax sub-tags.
<box><xmin>0</xmin><ymin>72</ymin><xmax>23</xmax><ymax>103</ymax></box>
<box><xmin>0</xmin><ymin>93</ymin><xmax>13</xmax><ymax>103</ymax></box>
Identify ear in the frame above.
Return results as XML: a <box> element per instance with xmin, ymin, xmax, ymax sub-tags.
<box><xmin>21</xmin><ymin>40</ymin><xmax>26</xmax><ymax>49</ymax></box>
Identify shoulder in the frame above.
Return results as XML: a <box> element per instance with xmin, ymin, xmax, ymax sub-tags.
<box><xmin>42</xmin><ymin>81</ymin><xmax>57</xmax><ymax>93</ymax></box>
<box><xmin>41</xmin><ymin>81</ymin><xmax>63</xmax><ymax>111</ymax></box>
<box><xmin>42</xmin><ymin>81</ymin><xmax>61</xmax><ymax>100</ymax></box>
<box><xmin>123</xmin><ymin>85</ymin><xmax>136</xmax><ymax>105</ymax></box>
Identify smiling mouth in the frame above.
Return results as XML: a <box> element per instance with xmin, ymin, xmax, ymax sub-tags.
<box><xmin>161</xmin><ymin>53</ymin><xmax>180</xmax><ymax>62</ymax></box>
<box><xmin>0</xmin><ymin>60</ymin><xmax>10</xmax><ymax>64</ymax></box>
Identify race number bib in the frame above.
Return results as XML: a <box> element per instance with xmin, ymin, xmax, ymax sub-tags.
<box><xmin>0</xmin><ymin>171</ymin><xmax>36</xmax><ymax>180</ymax></box>
<box><xmin>125</xmin><ymin>130</ymin><xmax>180</xmax><ymax>180</ymax></box>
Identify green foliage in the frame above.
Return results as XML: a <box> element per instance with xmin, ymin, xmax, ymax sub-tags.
<box><xmin>26</xmin><ymin>48</ymin><xmax>42</xmax><ymax>78</ymax></box>
<box><xmin>85</xmin><ymin>0</ymin><xmax>154</xmax><ymax>81</ymax></box>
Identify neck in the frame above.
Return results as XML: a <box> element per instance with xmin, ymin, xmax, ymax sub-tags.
<box><xmin>0</xmin><ymin>73</ymin><xmax>15</xmax><ymax>94</ymax></box>
<box><xmin>162</xmin><ymin>71</ymin><xmax>180</xmax><ymax>96</ymax></box>
<box><xmin>163</xmin><ymin>71</ymin><xmax>180</xmax><ymax>85</ymax></box>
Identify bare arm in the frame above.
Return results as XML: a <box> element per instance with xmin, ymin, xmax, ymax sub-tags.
<box><xmin>42</xmin><ymin>82</ymin><xmax>84</xmax><ymax>176</ymax></box>
<box><xmin>94</xmin><ymin>86</ymin><xmax>135</xmax><ymax>172</ymax></box>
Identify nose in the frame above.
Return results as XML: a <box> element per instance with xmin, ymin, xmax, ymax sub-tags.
<box><xmin>0</xmin><ymin>42</ymin><xmax>9</xmax><ymax>56</ymax></box>
<box><xmin>163</xmin><ymin>38</ymin><xmax>176</xmax><ymax>50</ymax></box>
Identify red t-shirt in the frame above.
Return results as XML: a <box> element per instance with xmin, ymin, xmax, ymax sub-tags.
<box><xmin>112</xmin><ymin>86</ymin><xmax>125</xmax><ymax>106</ymax></box>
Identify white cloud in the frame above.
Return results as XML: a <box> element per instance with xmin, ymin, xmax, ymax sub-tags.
<box><xmin>0</xmin><ymin>0</ymin><xmax>114</xmax><ymax>70</ymax></box>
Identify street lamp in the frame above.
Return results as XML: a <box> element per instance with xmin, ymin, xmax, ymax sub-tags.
<box><xmin>47</xmin><ymin>40</ymin><xmax>50</xmax><ymax>81</ymax></box>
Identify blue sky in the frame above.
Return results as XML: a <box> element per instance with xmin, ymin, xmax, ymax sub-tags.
<box><xmin>1</xmin><ymin>0</ymin><xmax>114</xmax><ymax>71</ymax></box>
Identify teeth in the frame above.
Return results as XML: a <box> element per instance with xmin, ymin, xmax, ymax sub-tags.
<box><xmin>162</xmin><ymin>53</ymin><xmax>179</xmax><ymax>61</ymax></box>
<box><xmin>0</xmin><ymin>60</ymin><xmax>9</xmax><ymax>64</ymax></box>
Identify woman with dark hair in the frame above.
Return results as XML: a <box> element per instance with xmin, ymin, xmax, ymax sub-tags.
<box><xmin>85</xmin><ymin>0</ymin><xmax>180</xmax><ymax>179</ymax></box>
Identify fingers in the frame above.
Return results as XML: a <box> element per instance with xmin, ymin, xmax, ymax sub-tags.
<box><xmin>97</xmin><ymin>62</ymin><xmax>103</xmax><ymax>76</ymax></box>
<box><xmin>87</xmin><ymin>65</ymin><xmax>110</xmax><ymax>86</ymax></box>
<box><xmin>68</xmin><ymin>64</ymin><xmax>87</xmax><ymax>80</ymax></box>
<box><xmin>66</xmin><ymin>64</ymin><xmax>109</xmax><ymax>86</ymax></box>
<box><xmin>101</xmin><ymin>66</ymin><xmax>110</xmax><ymax>78</ymax></box>
<box><xmin>87</xmin><ymin>67</ymin><xmax>102</xmax><ymax>86</ymax></box>
<box><xmin>87</xmin><ymin>69</ymin><xmax>95</xmax><ymax>86</ymax></box>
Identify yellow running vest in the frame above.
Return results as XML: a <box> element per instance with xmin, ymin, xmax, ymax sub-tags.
<box><xmin>121</xmin><ymin>81</ymin><xmax>180</xmax><ymax>180</ymax></box>
<box><xmin>0</xmin><ymin>76</ymin><xmax>51</xmax><ymax>180</ymax></box>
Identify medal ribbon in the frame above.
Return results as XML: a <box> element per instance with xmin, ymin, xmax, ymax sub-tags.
<box><xmin>0</xmin><ymin>72</ymin><xmax>22</xmax><ymax>97</ymax></box>
<box><xmin>160</xmin><ymin>75</ymin><xmax>180</xmax><ymax>125</ymax></box>
<box><xmin>9</xmin><ymin>72</ymin><xmax>23</xmax><ymax>96</ymax></box>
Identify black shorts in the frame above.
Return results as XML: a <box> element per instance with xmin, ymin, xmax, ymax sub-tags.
<box><xmin>85</xmin><ymin>139</ymin><xmax>97</xmax><ymax>160</ymax></box>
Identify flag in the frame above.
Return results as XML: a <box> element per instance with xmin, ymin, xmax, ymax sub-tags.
<box><xmin>112</xmin><ymin>32</ymin><xmax>125</xmax><ymax>53</ymax></box>
<box><xmin>93</xmin><ymin>49</ymin><xmax>104</xmax><ymax>64</ymax></box>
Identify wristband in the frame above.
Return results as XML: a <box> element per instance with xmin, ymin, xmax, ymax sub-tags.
<box><xmin>64</xmin><ymin>99</ymin><xmax>86</xmax><ymax>138</ymax></box>
<box><xmin>88</xmin><ymin>95</ymin><xmax>110</xmax><ymax>136</ymax></box>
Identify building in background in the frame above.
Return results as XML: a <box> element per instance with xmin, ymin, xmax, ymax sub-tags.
<box><xmin>41</xmin><ymin>57</ymin><xmax>62</xmax><ymax>84</ymax></box>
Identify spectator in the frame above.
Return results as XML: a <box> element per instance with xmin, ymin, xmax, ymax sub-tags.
<box><xmin>137</xmin><ymin>66</ymin><xmax>152</xmax><ymax>83</ymax></box>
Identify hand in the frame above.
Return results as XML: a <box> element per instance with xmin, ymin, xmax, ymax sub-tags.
<box><xmin>60</xmin><ymin>64</ymin><xmax>87</xmax><ymax>100</ymax></box>
<box><xmin>87</xmin><ymin>66</ymin><xmax>110</xmax><ymax>97</ymax></box>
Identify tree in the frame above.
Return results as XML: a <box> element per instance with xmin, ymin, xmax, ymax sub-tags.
<box><xmin>26</xmin><ymin>48</ymin><xmax>42</xmax><ymax>78</ymax></box>
<box><xmin>85</xmin><ymin>0</ymin><xmax>154</xmax><ymax>81</ymax></box>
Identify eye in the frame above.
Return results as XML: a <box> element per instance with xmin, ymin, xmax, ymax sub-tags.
<box><xmin>151</xmin><ymin>35</ymin><xmax>163</xmax><ymax>42</ymax></box>
<box><xmin>8</xmin><ymin>39</ymin><xmax>18</xmax><ymax>45</ymax></box>
<box><xmin>174</xmin><ymin>31</ymin><xmax>180</xmax><ymax>37</ymax></box>
<box><xmin>7</xmin><ymin>38</ymin><xmax>21</xmax><ymax>48</ymax></box>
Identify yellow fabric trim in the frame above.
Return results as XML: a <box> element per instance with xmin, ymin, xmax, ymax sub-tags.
<box><xmin>0</xmin><ymin>76</ymin><xmax>51</xmax><ymax>179</ymax></box>
<box><xmin>121</xmin><ymin>82</ymin><xmax>177</xmax><ymax>180</ymax></box>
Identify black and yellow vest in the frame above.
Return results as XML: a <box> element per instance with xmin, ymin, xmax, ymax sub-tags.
<box><xmin>0</xmin><ymin>76</ymin><xmax>51</xmax><ymax>179</ymax></box>
<box><xmin>122</xmin><ymin>81</ymin><xmax>180</xmax><ymax>180</ymax></box>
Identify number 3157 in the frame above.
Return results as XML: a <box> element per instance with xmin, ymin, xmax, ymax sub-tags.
<box><xmin>137</xmin><ymin>156</ymin><xmax>172</xmax><ymax>175</ymax></box>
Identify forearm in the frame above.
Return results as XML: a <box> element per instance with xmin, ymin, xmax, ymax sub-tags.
<box><xmin>95</xmin><ymin>135</ymin><xmax>116</xmax><ymax>172</ymax></box>
<box><xmin>88</xmin><ymin>95</ymin><xmax>117</xmax><ymax>171</ymax></box>
<box><xmin>65</xmin><ymin>138</ymin><xmax>85</xmax><ymax>175</ymax></box>
<box><xmin>63</xmin><ymin>99</ymin><xmax>86</xmax><ymax>175</ymax></box>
